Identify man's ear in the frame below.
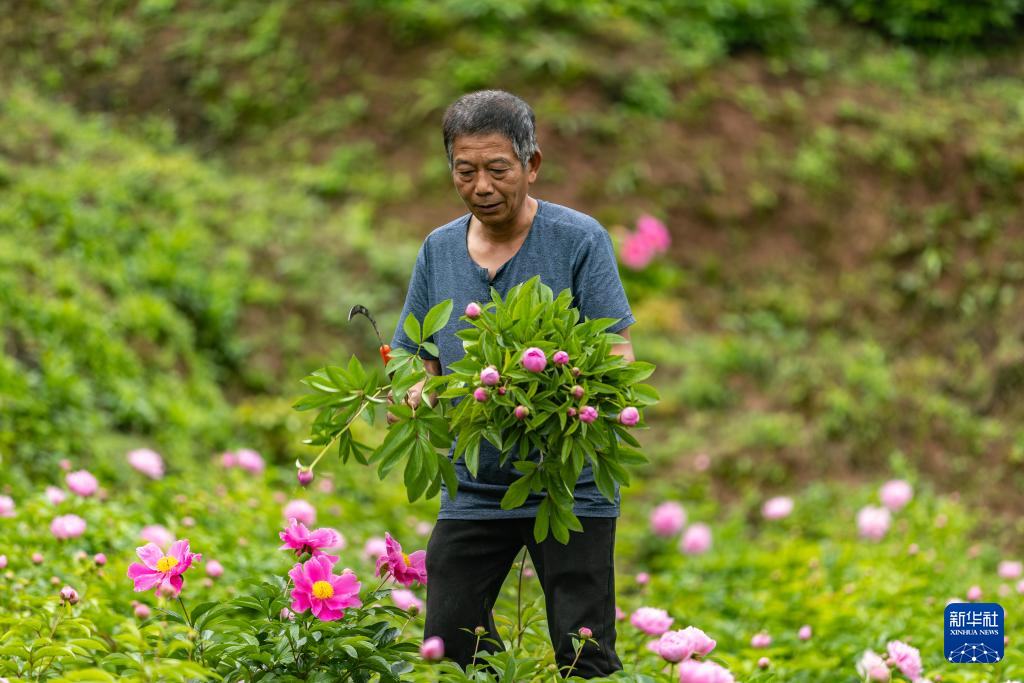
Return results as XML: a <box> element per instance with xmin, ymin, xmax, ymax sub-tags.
<box><xmin>527</xmin><ymin>148</ymin><xmax>542</xmax><ymax>183</ymax></box>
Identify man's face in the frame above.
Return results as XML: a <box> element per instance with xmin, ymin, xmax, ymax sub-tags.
<box><xmin>451</xmin><ymin>132</ymin><xmax>540</xmax><ymax>231</ymax></box>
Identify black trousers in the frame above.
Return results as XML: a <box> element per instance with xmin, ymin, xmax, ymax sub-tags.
<box><xmin>423</xmin><ymin>516</ymin><xmax>623</xmax><ymax>678</ymax></box>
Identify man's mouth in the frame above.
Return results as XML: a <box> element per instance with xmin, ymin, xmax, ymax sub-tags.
<box><xmin>476</xmin><ymin>202</ymin><xmax>502</xmax><ymax>211</ymax></box>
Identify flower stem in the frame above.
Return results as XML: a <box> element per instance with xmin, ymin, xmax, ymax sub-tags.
<box><xmin>515</xmin><ymin>548</ymin><xmax>527</xmax><ymax>649</ymax></box>
<box><xmin>307</xmin><ymin>388</ymin><xmax>385</xmax><ymax>472</ymax></box>
<box><xmin>564</xmin><ymin>642</ymin><xmax>584</xmax><ymax>678</ymax></box>
<box><xmin>471</xmin><ymin>631</ymin><xmax>483</xmax><ymax>669</ymax></box>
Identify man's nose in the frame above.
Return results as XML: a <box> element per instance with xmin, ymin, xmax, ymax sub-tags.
<box><xmin>473</xmin><ymin>175</ymin><xmax>494</xmax><ymax>196</ymax></box>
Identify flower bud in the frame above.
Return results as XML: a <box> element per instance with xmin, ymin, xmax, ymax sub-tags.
<box><xmin>514</xmin><ymin>405</ymin><xmax>529</xmax><ymax>420</ymax></box>
<box><xmin>553</xmin><ymin>350</ymin><xmax>570</xmax><ymax>365</ymax></box>
<box><xmin>571</xmin><ymin>367</ymin><xmax>581</xmax><ymax>377</ymax></box>
<box><xmin>134</xmin><ymin>603</ymin><xmax>151</xmax><ymax>619</ymax></box>
<box><xmin>497</xmin><ymin>386</ymin><xmax>507</xmax><ymax>395</ymax></box>
<box><xmin>579</xmin><ymin>406</ymin><xmax>598</xmax><ymax>423</ymax></box>
<box><xmin>567</xmin><ymin>407</ymin><xmax>577</xmax><ymax>418</ymax></box>
<box><xmin>297</xmin><ymin>468</ymin><xmax>314</xmax><ymax>487</ymax></box>
<box><xmin>618</xmin><ymin>406</ymin><xmax>640</xmax><ymax>426</ymax></box>
<box><xmin>421</xmin><ymin>635</ymin><xmax>445</xmax><ymax>661</ymax></box>
<box><xmin>480</xmin><ymin>366</ymin><xmax>500</xmax><ymax>386</ymax></box>
<box><xmin>94</xmin><ymin>553</ymin><xmax>107</xmax><ymax>566</ymax></box>
<box><xmin>473</xmin><ymin>387</ymin><xmax>489</xmax><ymax>402</ymax></box>
<box><xmin>579</xmin><ymin>627</ymin><xmax>593</xmax><ymax>639</ymax></box>
<box><xmin>571</xmin><ymin>385</ymin><xmax>584</xmax><ymax>400</ymax></box>
<box><xmin>758</xmin><ymin>657</ymin><xmax>770</xmax><ymax>669</ymax></box>
<box><xmin>474</xmin><ymin>626</ymin><xmax>486</xmax><ymax>636</ymax></box>
<box><xmin>59</xmin><ymin>585</ymin><xmax>79</xmax><ymax>605</ymax></box>
<box><xmin>465</xmin><ymin>302</ymin><xmax>482</xmax><ymax>319</ymax></box>
<box><xmin>521</xmin><ymin>347</ymin><xmax>547</xmax><ymax>372</ymax></box>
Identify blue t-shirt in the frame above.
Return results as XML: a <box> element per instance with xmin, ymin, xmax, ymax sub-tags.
<box><xmin>390</xmin><ymin>198</ymin><xmax>636</xmax><ymax>520</ymax></box>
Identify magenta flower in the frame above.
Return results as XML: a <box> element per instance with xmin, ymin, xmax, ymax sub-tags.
<box><xmin>141</xmin><ymin>524</ymin><xmax>175</xmax><ymax>549</ymax></box>
<box><xmin>552</xmin><ymin>350</ymin><xmax>570</xmax><ymax>365</ymax></box>
<box><xmin>879</xmin><ymin>479</ymin><xmax>912</xmax><ymax>510</ymax></box>
<box><xmin>886</xmin><ymin>640</ymin><xmax>922</xmax><ymax>680</ymax></box>
<box><xmin>620</xmin><ymin>233</ymin><xmax>655</xmax><ymax>270</ymax></box>
<box><xmin>679</xmin><ymin>626</ymin><xmax>716</xmax><ymax>656</ymax></box>
<box><xmin>235</xmin><ymin>448</ymin><xmax>265</xmax><ymax>474</ymax></box>
<box><xmin>473</xmin><ymin>387</ymin><xmax>489</xmax><ymax>402</ymax></box>
<box><xmin>94</xmin><ymin>553</ymin><xmax>107</xmax><ymax>566</ymax></box>
<box><xmin>677</xmin><ymin>659</ymin><xmax>735</xmax><ymax>683</ymax></box>
<box><xmin>579</xmin><ymin>406</ymin><xmax>598</xmax><ymax>423</ymax></box>
<box><xmin>0</xmin><ymin>495</ymin><xmax>15</xmax><ymax>517</ymax></box>
<box><xmin>857</xmin><ymin>505</ymin><xmax>891</xmax><ymax>540</ymax></box>
<box><xmin>761</xmin><ymin>496</ymin><xmax>794</xmax><ymax>520</ymax></box>
<box><xmin>127</xmin><ymin>539</ymin><xmax>201</xmax><ymax>597</ymax></box>
<box><xmin>680</xmin><ymin>523</ymin><xmax>712</xmax><ymax>555</ymax></box>
<box><xmin>127</xmin><ymin>448</ymin><xmax>165</xmax><ymax>479</ymax></box>
<box><xmin>288</xmin><ymin>554</ymin><xmax>362</xmax><ymax>621</ymax></box>
<box><xmin>45</xmin><ymin>486</ymin><xmax>67</xmax><ymax>505</ymax></box>
<box><xmin>636</xmin><ymin>215</ymin><xmax>671</xmax><ymax>253</ymax></box>
<box><xmin>514</xmin><ymin>405</ymin><xmax>529</xmax><ymax>420</ymax></box>
<box><xmin>750</xmin><ymin>632</ymin><xmax>772</xmax><ymax>648</ymax></box>
<box><xmin>297</xmin><ymin>468</ymin><xmax>315</xmax><ymax>486</ymax></box>
<box><xmin>375</xmin><ymin>532</ymin><xmax>427</xmax><ymax>587</ymax></box>
<box><xmin>630</xmin><ymin>607</ymin><xmax>673</xmax><ymax>636</ymax></box>
<box><xmin>279</xmin><ymin>518</ymin><xmax>342</xmax><ymax>561</ymax></box>
<box><xmin>283</xmin><ymin>499</ymin><xmax>316</xmax><ymax>526</ymax></box>
<box><xmin>521</xmin><ymin>347</ymin><xmax>547</xmax><ymax>372</ymax></box>
<box><xmin>579</xmin><ymin>626</ymin><xmax>593</xmax><ymax>639</ymax></box>
<box><xmin>480</xmin><ymin>366</ymin><xmax>500</xmax><ymax>386</ymax></box>
<box><xmin>51</xmin><ymin>514</ymin><xmax>87</xmax><ymax>540</ymax></box>
<box><xmin>618</xmin><ymin>406</ymin><xmax>640</xmax><ymax>426</ymax></box>
<box><xmin>421</xmin><ymin>635</ymin><xmax>445</xmax><ymax>661</ymax></box>
<box><xmin>59</xmin><ymin>585</ymin><xmax>80</xmax><ymax>605</ymax></box>
<box><xmin>363</xmin><ymin>536</ymin><xmax>388</xmax><ymax>561</ymax></box>
<box><xmin>651</xmin><ymin>502</ymin><xmax>687</xmax><ymax>537</ymax></box>
<box><xmin>66</xmin><ymin>470</ymin><xmax>98</xmax><ymax>497</ymax></box>
<box><xmin>567</xmin><ymin>407</ymin><xmax>577</xmax><ymax>418</ymax></box>
<box><xmin>649</xmin><ymin>629</ymin><xmax>696</xmax><ymax>663</ymax></box>
<box><xmin>392</xmin><ymin>588</ymin><xmax>424</xmax><ymax>613</ymax></box>
<box><xmin>570</xmin><ymin>385</ymin><xmax>585</xmax><ymax>400</ymax></box>
<box><xmin>465</xmin><ymin>302</ymin><xmax>481</xmax><ymax>319</ymax></box>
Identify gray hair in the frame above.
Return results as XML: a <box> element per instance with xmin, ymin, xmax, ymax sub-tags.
<box><xmin>442</xmin><ymin>90</ymin><xmax>538</xmax><ymax>169</ymax></box>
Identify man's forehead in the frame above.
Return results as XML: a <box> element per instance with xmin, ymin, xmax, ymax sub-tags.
<box><xmin>452</xmin><ymin>133</ymin><xmax>515</xmax><ymax>161</ymax></box>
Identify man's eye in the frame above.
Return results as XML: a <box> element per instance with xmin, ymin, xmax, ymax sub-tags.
<box><xmin>457</xmin><ymin>171</ymin><xmax>474</xmax><ymax>179</ymax></box>
<box><xmin>490</xmin><ymin>169</ymin><xmax>508</xmax><ymax>177</ymax></box>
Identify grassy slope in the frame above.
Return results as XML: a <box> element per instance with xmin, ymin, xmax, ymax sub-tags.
<box><xmin>1</xmin><ymin>4</ymin><xmax>1023</xmax><ymax>543</ymax></box>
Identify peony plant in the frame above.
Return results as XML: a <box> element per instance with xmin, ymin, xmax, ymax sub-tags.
<box><xmin>294</xmin><ymin>276</ymin><xmax>659</xmax><ymax>543</ymax></box>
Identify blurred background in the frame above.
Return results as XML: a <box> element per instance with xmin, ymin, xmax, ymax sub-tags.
<box><xmin>1</xmin><ymin>0</ymin><xmax>1023</xmax><ymax>547</ymax></box>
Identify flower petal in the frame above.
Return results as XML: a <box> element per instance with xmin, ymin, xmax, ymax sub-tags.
<box><xmin>136</xmin><ymin>543</ymin><xmax>164</xmax><ymax>570</ymax></box>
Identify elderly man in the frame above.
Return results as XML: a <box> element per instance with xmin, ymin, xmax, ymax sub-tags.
<box><xmin>389</xmin><ymin>89</ymin><xmax>635</xmax><ymax>678</ymax></box>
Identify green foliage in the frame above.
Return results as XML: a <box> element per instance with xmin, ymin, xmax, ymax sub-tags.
<box><xmin>833</xmin><ymin>0</ymin><xmax>1024</xmax><ymax>44</ymax></box>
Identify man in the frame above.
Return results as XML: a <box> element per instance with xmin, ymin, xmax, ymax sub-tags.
<box><xmin>388</xmin><ymin>89</ymin><xmax>635</xmax><ymax>678</ymax></box>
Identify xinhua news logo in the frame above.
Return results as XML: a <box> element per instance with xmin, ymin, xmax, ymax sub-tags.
<box><xmin>944</xmin><ymin>603</ymin><xmax>1004</xmax><ymax>664</ymax></box>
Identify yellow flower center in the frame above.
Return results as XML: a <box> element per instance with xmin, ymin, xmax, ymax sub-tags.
<box><xmin>156</xmin><ymin>556</ymin><xmax>178</xmax><ymax>572</ymax></box>
<box><xmin>403</xmin><ymin>553</ymin><xmax>411</xmax><ymax>566</ymax></box>
<box><xmin>312</xmin><ymin>580</ymin><xmax>334</xmax><ymax>599</ymax></box>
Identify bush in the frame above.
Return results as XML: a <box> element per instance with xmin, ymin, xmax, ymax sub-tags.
<box><xmin>833</xmin><ymin>0</ymin><xmax>1024</xmax><ymax>44</ymax></box>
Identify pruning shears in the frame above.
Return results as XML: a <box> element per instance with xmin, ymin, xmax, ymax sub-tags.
<box><xmin>348</xmin><ymin>304</ymin><xmax>391</xmax><ymax>366</ymax></box>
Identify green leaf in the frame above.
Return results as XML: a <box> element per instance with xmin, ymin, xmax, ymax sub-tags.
<box><xmin>403</xmin><ymin>313</ymin><xmax>422</xmax><ymax>345</ymax></box>
<box><xmin>422</xmin><ymin>299</ymin><xmax>454</xmax><ymax>339</ymax></box>
<box><xmin>533</xmin><ymin>497</ymin><xmax>551</xmax><ymax>542</ymax></box>
<box><xmin>438</xmin><ymin>455</ymin><xmax>458</xmax><ymax>498</ymax></box>
<box><xmin>422</xmin><ymin>341</ymin><xmax>440</xmax><ymax>357</ymax></box>
<box><xmin>500</xmin><ymin>472</ymin><xmax>534</xmax><ymax>510</ymax></box>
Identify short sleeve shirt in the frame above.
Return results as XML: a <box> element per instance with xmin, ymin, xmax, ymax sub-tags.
<box><xmin>390</xmin><ymin>198</ymin><xmax>636</xmax><ymax>519</ymax></box>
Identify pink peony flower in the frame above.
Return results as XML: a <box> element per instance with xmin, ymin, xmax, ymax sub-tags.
<box><xmin>66</xmin><ymin>470</ymin><xmax>98</xmax><ymax>497</ymax></box>
<box><xmin>521</xmin><ymin>347</ymin><xmax>547</xmax><ymax>372</ymax></box>
<box><xmin>620</xmin><ymin>232</ymin><xmax>655</xmax><ymax>270</ymax></box>
<box><xmin>679</xmin><ymin>626</ymin><xmax>716</xmax><ymax>656</ymax></box>
<box><xmin>1017</xmin><ymin>579</ymin><xmax>1024</xmax><ymax>594</ymax></box>
<box><xmin>421</xmin><ymin>635</ymin><xmax>445</xmax><ymax>661</ymax></box>
<box><xmin>636</xmin><ymin>214</ymin><xmax>671</xmax><ymax>253</ymax></box>
<box><xmin>618</xmin><ymin>406</ymin><xmax>640</xmax><ymax>426</ymax></box>
<box><xmin>762</xmin><ymin>496</ymin><xmax>794</xmax><ymax>520</ymax></box>
<box><xmin>798</xmin><ymin>625</ymin><xmax>812</xmax><ymax>640</ymax></box>
<box><xmin>473</xmin><ymin>387</ymin><xmax>489</xmax><ymax>402</ymax></box>
<box><xmin>480</xmin><ymin>366</ymin><xmax>500</xmax><ymax>386</ymax></box>
<box><xmin>465</xmin><ymin>302</ymin><xmax>481</xmax><ymax>319</ymax></box>
<box><xmin>856</xmin><ymin>650</ymin><xmax>891</xmax><ymax>681</ymax></box>
<box><xmin>636</xmin><ymin>571</ymin><xmax>650</xmax><ymax>585</ymax></box>
<box><xmin>886</xmin><ymin>640</ymin><xmax>921</xmax><ymax>680</ymax></box>
<box><xmin>134</xmin><ymin>602</ymin><xmax>151</xmax><ymax>619</ymax></box>
<box><xmin>288</xmin><ymin>554</ymin><xmax>362</xmax><ymax>621</ymax></box>
<box><xmin>363</xmin><ymin>536</ymin><xmax>388</xmax><ymax>561</ymax></box>
<box><xmin>127</xmin><ymin>539</ymin><xmax>201</xmax><ymax>597</ymax></box>
<box><xmin>94</xmin><ymin>553</ymin><xmax>107</xmax><ymax>566</ymax></box>
<box><xmin>567</xmin><ymin>407</ymin><xmax>577</xmax><ymax>418</ymax></box>
<box><xmin>751</xmin><ymin>632</ymin><xmax>772</xmax><ymax>648</ymax></box>
<box><xmin>497</xmin><ymin>387</ymin><xmax>507</xmax><ymax>395</ymax></box>
<box><xmin>579</xmin><ymin>626</ymin><xmax>593</xmax><ymax>638</ymax></box>
<box><xmin>649</xmin><ymin>629</ymin><xmax>696</xmax><ymax>663</ymax></box>
<box><xmin>392</xmin><ymin>588</ymin><xmax>424</xmax><ymax>613</ymax></box>
<box><xmin>857</xmin><ymin>506</ymin><xmax>891</xmax><ymax>540</ymax></box>
<box><xmin>297</xmin><ymin>469</ymin><xmax>314</xmax><ymax>487</ymax></box>
<box><xmin>677</xmin><ymin>659</ymin><xmax>735</xmax><ymax>683</ymax></box>
<box><xmin>570</xmin><ymin>384</ymin><xmax>585</xmax><ymax>400</ymax></box>
<box><xmin>60</xmin><ymin>585</ymin><xmax>80</xmax><ymax>605</ymax></box>
<box><xmin>680</xmin><ymin>523</ymin><xmax>712</xmax><ymax>555</ymax></box>
<box><xmin>514</xmin><ymin>405</ymin><xmax>529</xmax><ymax>420</ymax></box>
<box><xmin>283</xmin><ymin>500</ymin><xmax>316</xmax><ymax>526</ymax></box>
<box><xmin>51</xmin><ymin>514</ymin><xmax>87</xmax><ymax>540</ymax></box>
<box><xmin>879</xmin><ymin>480</ymin><xmax>913</xmax><ymax>511</ymax></box>
<box><xmin>59</xmin><ymin>458</ymin><xmax>72</xmax><ymax>471</ymax></box>
<box><xmin>758</xmin><ymin>657</ymin><xmax>770</xmax><ymax>669</ymax></box>
<box><xmin>45</xmin><ymin>486</ymin><xmax>67</xmax><ymax>505</ymax></box>
<box><xmin>141</xmin><ymin>524</ymin><xmax>175</xmax><ymax>549</ymax></box>
<box><xmin>615</xmin><ymin>605</ymin><xmax>625</xmax><ymax>620</ymax></box>
<box><xmin>579</xmin><ymin>406</ymin><xmax>598</xmax><ymax>423</ymax></box>
<box><xmin>235</xmin><ymin>449</ymin><xmax>265</xmax><ymax>474</ymax></box>
<box><xmin>279</xmin><ymin>518</ymin><xmax>341</xmax><ymax>561</ymax></box>
<box><xmin>205</xmin><ymin>560</ymin><xmax>224</xmax><ymax>578</ymax></box>
<box><xmin>127</xmin><ymin>448</ymin><xmax>165</xmax><ymax>479</ymax></box>
<box><xmin>553</xmin><ymin>350</ymin><xmax>570</xmax><ymax>365</ymax></box>
<box><xmin>651</xmin><ymin>502</ymin><xmax>686</xmax><ymax>537</ymax></box>
<box><xmin>0</xmin><ymin>555</ymin><xmax>6</xmax><ymax>569</ymax></box>
<box><xmin>219</xmin><ymin>451</ymin><xmax>238</xmax><ymax>468</ymax></box>
<box><xmin>630</xmin><ymin>607</ymin><xmax>673</xmax><ymax>636</ymax></box>
<box><xmin>375</xmin><ymin>532</ymin><xmax>427</xmax><ymax>587</ymax></box>
<box><xmin>966</xmin><ymin>585</ymin><xmax>982</xmax><ymax>600</ymax></box>
<box><xmin>998</xmin><ymin>560</ymin><xmax>1022</xmax><ymax>580</ymax></box>
<box><xmin>0</xmin><ymin>495</ymin><xmax>14</xmax><ymax>517</ymax></box>
<box><xmin>32</xmin><ymin>552</ymin><xmax>44</xmax><ymax>564</ymax></box>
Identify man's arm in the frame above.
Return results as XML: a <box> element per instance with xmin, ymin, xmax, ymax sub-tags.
<box><xmin>386</xmin><ymin>357</ymin><xmax>441</xmax><ymax>424</ymax></box>
<box><xmin>610</xmin><ymin>326</ymin><xmax>635</xmax><ymax>363</ymax></box>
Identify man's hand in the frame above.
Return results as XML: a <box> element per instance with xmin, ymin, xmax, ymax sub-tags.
<box><xmin>386</xmin><ymin>358</ymin><xmax>441</xmax><ymax>424</ymax></box>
